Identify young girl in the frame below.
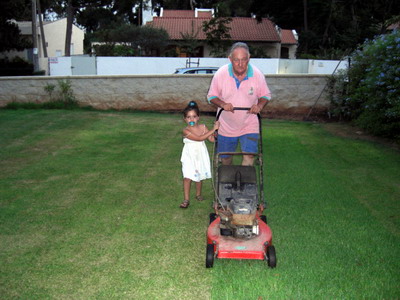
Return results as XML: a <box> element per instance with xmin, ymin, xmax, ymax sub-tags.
<box><xmin>180</xmin><ymin>101</ymin><xmax>219</xmax><ymax>208</ymax></box>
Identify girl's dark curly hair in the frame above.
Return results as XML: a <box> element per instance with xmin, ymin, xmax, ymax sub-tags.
<box><xmin>183</xmin><ymin>101</ymin><xmax>200</xmax><ymax>117</ymax></box>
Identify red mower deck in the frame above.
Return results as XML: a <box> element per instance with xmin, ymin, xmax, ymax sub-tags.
<box><xmin>207</xmin><ymin>215</ymin><xmax>273</xmax><ymax>260</ymax></box>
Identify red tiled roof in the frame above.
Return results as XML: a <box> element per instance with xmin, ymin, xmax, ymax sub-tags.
<box><xmin>281</xmin><ymin>29</ymin><xmax>297</xmax><ymax>45</ymax></box>
<box><xmin>149</xmin><ymin>15</ymin><xmax>281</xmax><ymax>42</ymax></box>
<box><xmin>149</xmin><ymin>17</ymin><xmax>209</xmax><ymax>40</ymax></box>
<box><xmin>231</xmin><ymin>18</ymin><xmax>280</xmax><ymax>42</ymax></box>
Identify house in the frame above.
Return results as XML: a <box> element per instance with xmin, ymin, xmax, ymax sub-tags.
<box><xmin>387</xmin><ymin>22</ymin><xmax>399</xmax><ymax>32</ymax></box>
<box><xmin>280</xmin><ymin>29</ymin><xmax>298</xmax><ymax>58</ymax></box>
<box><xmin>0</xmin><ymin>18</ymin><xmax>84</xmax><ymax>65</ymax></box>
<box><xmin>145</xmin><ymin>8</ymin><xmax>298</xmax><ymax>58</ymax></box>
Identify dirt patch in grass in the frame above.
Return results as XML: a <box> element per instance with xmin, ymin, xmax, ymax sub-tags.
<box><xmin>321</xmin><ymin>122</ymin><xmax>400</xmax><ymax>151</ymax></box>
<box><xmin>262</xmin><ymin>109</ymin><xmax>399</xmax><ymax>151</ymax></box>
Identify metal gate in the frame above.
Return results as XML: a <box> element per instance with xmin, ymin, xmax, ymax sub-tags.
<box><xmin>71</xmin><ymin>56</ymin><xmax>96</xmax><ymax>75</ymax></box>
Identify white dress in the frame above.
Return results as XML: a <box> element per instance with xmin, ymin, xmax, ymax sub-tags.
<box><xmin>180</xmin><ymin>126</ymin><xmax>212</xmax><ymax>182</ymax></box>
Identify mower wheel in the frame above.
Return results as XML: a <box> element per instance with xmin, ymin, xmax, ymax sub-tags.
<box><xmin>206</xmin><ymin>244</ymin><xmax>214</xmax><ymax>268</ymax></box>
<box><xmin>209</xmin><ymin>213</ymin><xmax>217</xmax><ymax>224</ymax></box>
<box><xmin>266</xmin><ymin>245</ymin><xmax>277</xmax><ymax>268</ymax></box>
<box><xmin>260</xmin><ymin>215</ymin><xmax>267</xmax><ymax>224</ymax></box>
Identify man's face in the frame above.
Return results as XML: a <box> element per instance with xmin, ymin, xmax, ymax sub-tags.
<box><xmin>229</xmin><ymin>47</ymin><xmax>250</xmax><ymax>77</ymax></box>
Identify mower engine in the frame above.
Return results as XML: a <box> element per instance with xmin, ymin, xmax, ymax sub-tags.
<box><xmin>217</xmin><ymin>165</ymin><xmax>260</xmax><ymax>239</ymax></box>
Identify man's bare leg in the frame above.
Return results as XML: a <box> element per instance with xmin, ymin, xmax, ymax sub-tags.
<box><xmin>242</xmin><ymin>154</ymin><xmax>254</xmax><ymax>166</ymax></box>
<box><xmin>221</xmin><ymin>156</ymin><xmax>233</xmax><ymax>165</ymax></box>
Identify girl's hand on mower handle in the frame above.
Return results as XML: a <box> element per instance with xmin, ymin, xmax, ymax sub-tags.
<box><xmin>213</xmin><ymin>121</ymin><xmax>220</xmax><ymax>131</ymax></box>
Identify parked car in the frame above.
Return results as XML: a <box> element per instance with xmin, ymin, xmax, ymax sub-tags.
<box><xmin>174</xmin><ymin>67</ymin><xmax>219</xmax><ymax>74</ymax></box>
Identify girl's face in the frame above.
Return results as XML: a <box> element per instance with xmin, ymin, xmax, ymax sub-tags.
<box><xmin>184</xmin><ymin>110</ymin><xmax>199</xmax><ymax>126</ymax></box>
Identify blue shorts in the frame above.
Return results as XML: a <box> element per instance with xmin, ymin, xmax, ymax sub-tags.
<box><xmin>217</xmin><ymin>134</ymin><xmax>259</xmax><ymax>158</ymax></box>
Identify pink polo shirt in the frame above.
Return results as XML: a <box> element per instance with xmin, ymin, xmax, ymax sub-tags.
<box><xmin>207</xmin><ymin>64</ymin><xmax>271</xmax><ymax>137</ymax></box>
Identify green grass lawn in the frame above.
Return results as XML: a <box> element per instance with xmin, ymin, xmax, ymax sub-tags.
<box><xmin>0</xmin><ymin>109</ymin><xmax>399</xmax><ymax>299</ymax></box>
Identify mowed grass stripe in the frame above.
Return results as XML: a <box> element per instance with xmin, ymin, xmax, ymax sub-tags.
<box><xmin>210</xmin><ymin>121</ymin><xmax>399</xmax><ymax>299</ymax></box>
<box><xmin>0</xmin><ymin>110</ymin><xmax>213</xmax><ymax>299</ymax></box>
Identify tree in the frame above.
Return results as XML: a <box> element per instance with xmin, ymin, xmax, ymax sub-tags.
<box><xmin>179</xmin><ymin>21</ymin><xmax>201</xmax><ymax>57</ymax></box>
<box><xmin>202</xmin><ymin>4</ymin><xmax>232</xmax><ymax>58</ymax></box>
<box><xmin>46</xmin><ymin>0</ymin><xmax>117</xmax><ymax>56</ymax></box>
<box><xmin>248</xmin><ymin>0</ymin><xmax>400</xmax><ymax>58</ymax></box>
<box><xmin>157</xmin><ymin>0</ymin><xmax>193</xmax><ymax>10</ymax></box>
<box><xmin>76</xmin><ymin>6</ymin><xmax>118</xmax><ymax>33</ymax></box>
<box><xmin>0</xmin><ymin>0</ymin><xmax>32</xmax><ymax>52</ymax></box>
<box><xmin>137</xmin><ymin>26</ymin><xmax>169</xmax><ymax>54</ymax></box>
<box><xmin>64</xmin><ymin>0</ymin><xmax>74</xmax><ymax>56</ymax></box>
<box><xmin>37</xmin><ymin>0</ymin><xmax>48</xmax><ymax>57</ymax></box>
<box><xmin>112</xmin><ymin>0</ymin><xmax>141</xmax><ymax>24</ymax></box>
<box><xmin>42</xmin><ymin>0</ymin><xmax>400</xmax><ymax>58</ymax></box>
<box><xmin>93</xmin><ymin>24</ymin><xmax>169</xmax><ymax>56</ymax></box>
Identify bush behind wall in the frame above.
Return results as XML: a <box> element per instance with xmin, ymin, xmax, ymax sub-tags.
<box><xmin>328</xmin><ymin>30</ymin><xmax>400</xmax><ymax>140</ymax></box>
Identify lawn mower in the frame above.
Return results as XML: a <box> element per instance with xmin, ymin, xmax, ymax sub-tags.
<box><xmin>206</xmin><ymin>107</ymin><xmax>276</xmax><ymax>268</ymax></box>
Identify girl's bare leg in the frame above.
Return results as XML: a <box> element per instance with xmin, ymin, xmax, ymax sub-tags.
<box><xmin>195</xmin><ymin>181</ymin><xmax>202</xmax><ymax>197</ymax></box>
<box><xmin>183</xmin><ymin>178</ymin><xmax>191</xmax><ymax>200</ymax></box>
<box><xmin>195</xmin><ymin>181</ymin><xmax>204</xmax><ymax>201</ymax></box>
<box><xmin>180</xmin><ymin>178</ymin><xmax>192</xmax><ymax>208</ymax></box>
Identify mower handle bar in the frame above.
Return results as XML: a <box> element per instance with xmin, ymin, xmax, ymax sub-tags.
<box><xmin>215</xmin><ymin>107</ymin><xmax>257</xmax><ymax>121</ymax></box>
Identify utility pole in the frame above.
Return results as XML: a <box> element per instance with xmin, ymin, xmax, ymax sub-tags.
<box><xmin>31</xmin><ymin>0</ymin><xmax>39</xmax><ymax>72</ymax></box>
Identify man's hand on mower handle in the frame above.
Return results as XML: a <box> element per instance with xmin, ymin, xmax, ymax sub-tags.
<box><xmin>221</xmin><ymin>103</ymin><xmax>261</xmax><ymax>114</ymax></box>
<box><xmin>248</xmin><ymin>104</ymin><xmax>262</xmax><ymax>114</ymax></box>
<box><xmin>222</xmin><ymin>102</ymin><xmax>234</xmax><ymax>112</ymax></box>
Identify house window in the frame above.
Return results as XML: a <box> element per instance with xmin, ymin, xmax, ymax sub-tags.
<box><xmin>281</xmin><ymin>47</ymin><xmax>289</xmax><ymax>59</ymax></box>
<box><xmin>177</xmin><ymin>46</ymin><xmax>204</xmax><ymax>58</ymax></box>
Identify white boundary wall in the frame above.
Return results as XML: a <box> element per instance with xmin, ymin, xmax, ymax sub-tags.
<box><xmin>96</xmin><ymin>57</ymin><xmax>280</xmax><ymax>75</ymax></box>
<box><xmin>308</xmin><ymin>59</ymin><xmax>349</xmax><ymax>74</ymax></box>
<box><xmin>47</xmin><ymin>57</ymin><xmax>347</xmax><ymax>76</ymax></box>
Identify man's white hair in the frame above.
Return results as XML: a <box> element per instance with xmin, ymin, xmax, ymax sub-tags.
<box><xmin>229</xmin><ymin>42</ymin><xmax>250</xmax><ymax>57</ymax></box>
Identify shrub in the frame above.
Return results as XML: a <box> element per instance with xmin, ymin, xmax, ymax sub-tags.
<box><xmin>326</xmin><ymin>70</ymin><xmax>351</xmax><ymax>120</ymax></box>
<box><xmin>93</xmin><ymin>44</ymin><xmax>115</xmax><ymax>56</ymax></box>
<box><xmin>328</xmin><ymin>30</ymin><xmax>400</xmax><ymax>139</ymax></box>
<box><xmin>5</xmin><ymin>79</ymin><xmax>79</xmax><ymax>110</ymax></box>
<box><xmin>56</xmin><ymin>79</ymin><xmax>77</xmax><ymax>105</ymax></box>
<box><xmin>0</xmin><ymin>57</ymin><xmax>33</xmax><ymax>76</ymax></box>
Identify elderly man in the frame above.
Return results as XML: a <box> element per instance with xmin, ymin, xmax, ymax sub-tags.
<box><xmin>207</xmin><ymin>42</ymin><xmax>271</xmax><ymax>166</ymax></box>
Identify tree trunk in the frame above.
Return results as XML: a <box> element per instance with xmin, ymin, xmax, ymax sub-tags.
<box><xmin>64</xmin><ymin>0</ymin><xmax>74</xmax><ymax>57</ymax></box>
<box><xmin>37</xmin><ymin>0</ymin><xmax>48</xmax><ymax>58</ymax></box>
<box><xmin>303</xmin><ymin>0</ymin><xmax>308</xmax><ymax>32</ymax></box>
<box><xmin>303</xmin><ymin>0</ymin><xmax>308</xmax><ymax>53</ymax></box>
<box><xmin>322</xmin><ymin>0</ymin><xmax>335</xmax><ymax>46</ymax></box>
<box><xmin>31</xmin><ymin>0</ymin><xmax>39</xmax><ymax>72</ymax></box>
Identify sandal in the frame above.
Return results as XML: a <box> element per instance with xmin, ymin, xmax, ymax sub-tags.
<box><xmin>196</xmin><ymin>195</ymin><xmax>204</xmax><ymax>201</ymax></box>
<box><xmin>180</xmin><ymin>200</ymin><xmax>190</xmax><ymax>208</ymax></box>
